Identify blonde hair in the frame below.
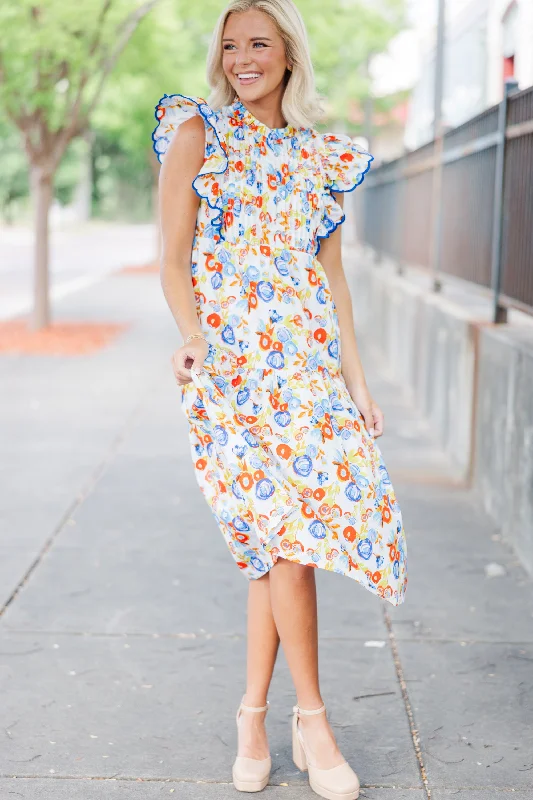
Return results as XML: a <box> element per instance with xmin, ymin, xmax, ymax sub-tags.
<box><xmin>206</xmin><ymin>0</ymin><xmax>325</xmax><ymax>129</ymax></box>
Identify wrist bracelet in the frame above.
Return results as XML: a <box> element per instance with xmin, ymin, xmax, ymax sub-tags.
<box><xmin>185</xmin><ymin>333</ymin><xmax>208</xmax><ymax>345</ymax></box>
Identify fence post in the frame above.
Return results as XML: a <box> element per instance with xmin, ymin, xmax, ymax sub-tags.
<box><xmin>429</xmin><ymin>0</ymin><xmax>446</xmax><ymax>293</ymax></box>
<box><xmin>396</xmin><ymin>158</ymin><xmax>406</xmax><ymax>276</ymax></box>
<box><xmin>490</xmin><ymin>78</ymin><xmax>518</xmax><ymax>324</ymax></box>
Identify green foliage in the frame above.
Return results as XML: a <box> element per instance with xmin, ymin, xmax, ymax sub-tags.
<box><xmin>91</xmin><ymin>0</ymin><xmax>223</xmax><ymax>218</ymax></box>
<box><xmin>304</xmin><ymin>0</ymin><xmax>405</xmax><ymax>125</ymax></box>
<box><xmin>55</xmin><ymin>138</ymin><xmax>88</xmax><ymax>205</ymax></box>
<box><xmin>0</xmin><ymin>116</ymin><xmax>28</xmax><ymax>223</ymax></box>
<box><xmin>0</xmin><ymin>0</ymin><xmax>144</xmax><ymax>133</ymax></box>
<box><xmin>93</xmin><ymin>0</ymin><xmax>222</xmax><ymax>165</ymax></box>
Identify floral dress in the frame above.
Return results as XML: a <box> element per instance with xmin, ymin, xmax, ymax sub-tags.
<box><xmin>152</xmin><ymin>93</ymin><xmax>407</xmax><ymax>606</ymax></box>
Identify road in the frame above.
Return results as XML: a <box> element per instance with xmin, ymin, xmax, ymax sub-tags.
<box><xmin>0</xmin><ymin>222</ymin><xmax>156</xmax><ymax>320</ymax></box>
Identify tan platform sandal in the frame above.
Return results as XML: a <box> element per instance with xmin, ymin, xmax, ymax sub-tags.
<box><xmin>232</xmin><ymin>697</ymin><xmax>271</xmax><ymax>792</ymax></box>
<box><xmin>292</xmin><ymin>704</ymin><xmax>360</xmax><ymax>800</ymax></box>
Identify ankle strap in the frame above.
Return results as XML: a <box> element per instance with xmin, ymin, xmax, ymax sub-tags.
<box><xmin>293</xmin><ymin>703</ymin><xmax>326</xmax><ymax>716</ymax></box>
<box><xmin>240</xmin><ymin>699</ymin><xmax>269</xmax><ymax>713</ymax></box>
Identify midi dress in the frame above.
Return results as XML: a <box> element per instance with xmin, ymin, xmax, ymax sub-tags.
<box><xmin>152</xmin><ymin>93</ymin><xmax>407</xmax><ymax>606</ymax></box>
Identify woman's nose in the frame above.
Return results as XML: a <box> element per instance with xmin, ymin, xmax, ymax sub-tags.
<box><xmin>236</xmin><ymin>49</ymin><xmax>253</xmax><ymax>66</ymax></box>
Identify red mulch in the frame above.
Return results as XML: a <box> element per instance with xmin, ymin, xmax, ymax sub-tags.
<box><xmin>118</xmin><ymin>261</ymin><xmax>159</xmax><ymax>275</ymax></box>
<box><xmin>0</xmin><ymin>321</ymin><xmax>130</xmax><ymax>356</ymax></box>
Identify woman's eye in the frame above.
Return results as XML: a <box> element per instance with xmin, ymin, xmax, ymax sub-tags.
<box><xmin>223</xmin><ymin>42</ymin><xmax>267</xmax><ymax>51</ymax></box>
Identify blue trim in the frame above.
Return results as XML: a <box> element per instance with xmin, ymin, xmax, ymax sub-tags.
<box><xmin>315</xmin><ymin>150</ymin><xmax>374</xmax><ymax>257</ymax></box>
<box><xmin>152</xmin><ymin>93</ymin><xmax>229</xmax><ymax>242</ymax></box>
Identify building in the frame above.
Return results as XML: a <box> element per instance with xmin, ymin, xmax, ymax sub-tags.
<box><xmin>404</xmin><ymin>0</ymin><xmax>533</xmax><ymax>150</ymax></box>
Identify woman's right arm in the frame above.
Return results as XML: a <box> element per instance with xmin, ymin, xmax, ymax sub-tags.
<box><xmin>158</xmin><ymin>114</ymin><xmax>209</xmax><ymax>385</ymax></box>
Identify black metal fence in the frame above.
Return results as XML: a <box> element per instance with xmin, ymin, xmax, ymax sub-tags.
<box><xmin>355</xmin><ymin>82</ymin><xmax>533</xmax><ymax>320</ymax></box>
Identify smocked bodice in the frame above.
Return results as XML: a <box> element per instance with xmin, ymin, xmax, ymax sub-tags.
<box><xmin>153</xmin><ymin>95</ymin><xmax>372</xmax><ymax>258</ymax></box>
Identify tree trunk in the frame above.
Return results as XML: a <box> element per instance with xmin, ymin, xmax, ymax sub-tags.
<box><xmin>30</xmin><ymin>164</ymin><xmax>54</xmax><ymax>330</ymax></box>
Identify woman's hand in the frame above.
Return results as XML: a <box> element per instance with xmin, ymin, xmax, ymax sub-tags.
<box><xmin>171</xmin><ymin>338</ymin><xmax>209</xmax><ymax>386</ymax></box>
<box><xmin>344</xmin><ymin>377</ymin><xmax>384</xmax><ymax>439</ymax></box>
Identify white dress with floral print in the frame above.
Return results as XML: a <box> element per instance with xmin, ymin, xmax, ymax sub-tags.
<box><xmin>152</xmin><ymin>93</ymin><xmax>407</xmax><ymax>606</ymax></box>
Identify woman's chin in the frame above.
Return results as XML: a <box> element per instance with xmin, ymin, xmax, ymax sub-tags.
<box><xmin>237</xmin><ymin>88</ymin><xmax>270</xmax><ymax>104</ymax></box>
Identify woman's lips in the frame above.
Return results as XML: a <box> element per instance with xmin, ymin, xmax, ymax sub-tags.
<box><xmin>236</xmin><ymin>74</ymin><xmax>262</xmax><ymax>85</ymax></box>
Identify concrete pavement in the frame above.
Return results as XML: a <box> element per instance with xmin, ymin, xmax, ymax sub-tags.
<box><xmin>1</xmin><ymin>254</ymin><xmax>532</xmax><ymax>799</ymax></box>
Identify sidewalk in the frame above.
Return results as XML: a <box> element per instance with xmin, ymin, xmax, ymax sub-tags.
<box><xmin>1</xmin><ymin>255</ymin><xmax>532</xmax><ymax>799</ymax></box>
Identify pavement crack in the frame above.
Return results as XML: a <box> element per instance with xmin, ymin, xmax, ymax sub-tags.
<box><xmin>7</xmin><ymin>756</ymin><xmax>42</xmax><ymax>764</ymax></box>
<box><xmin>383</xmin><ymin>606</ymin><xmax>432</xmax><ymax>800</ymax></box>
<box><xmin>0</xmin><ymin>370</ymin><xmax>166</xmax><ymax>621</ymax></box>
<box><xmin>424</xmin><ymin>749</ymin><xmax>465</xmax><ymax>765</ymax></box>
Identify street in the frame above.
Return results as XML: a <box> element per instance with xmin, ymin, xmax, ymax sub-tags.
<box><xmin>0</xmin><ymin>223</ymin><xmax>155</xmax><ymax>320</ymax></box>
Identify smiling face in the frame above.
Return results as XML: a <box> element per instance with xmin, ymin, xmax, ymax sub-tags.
<box><xmin>222</xmin><ymin>9</ymin><xmax>291</xmax><ymax>104</ymax></box>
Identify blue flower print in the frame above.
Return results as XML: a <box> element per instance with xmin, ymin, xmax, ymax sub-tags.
<box><xmin>357</xmin><ymin>539</ymin><xmax>373</xmax><ymax>560</ymax></box>
<box><xmin>309</xmin><ymin>520</ymin><xmax>327</xmax><ymax>539</ymax></box>
<box><xmin>293</xmin><ymin>455</ymin><xmax>313</xmax><ymax>477</ymax></box>
<box><xmin>266</xmin><ymin>351</ymin><xmax>285</xmax><ymax>369</ymax></box>
<box><xmin>345</xmin><ymin>482</ymin><xmax>362</xmax><ymax>502</ymax></box>
<box><xmin>213</xmin><ymin>425</ymin><xmax>228</xmax><ymax>446</ymax></box>
<box><xmin>256</xmin><ymin>478</ymin><xmax>275</xmax><ymax>500</ymax></box>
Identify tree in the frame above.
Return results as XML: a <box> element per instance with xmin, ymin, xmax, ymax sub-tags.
<box><xmin>303</xmin><ymin>0</ymin><xmax>405</xmax><ymax>130</ymax></box>
<box><xmin>0</xmin><ymin>0</ymin><xmax>161</xmax><ymax>329</ymax></box>
<box><xmin>92</xmin><ymin>0</ymin><xmax>223</xmax><ymax>258</ymax></box>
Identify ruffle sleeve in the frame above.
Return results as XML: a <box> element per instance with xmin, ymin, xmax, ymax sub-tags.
<box><xmin>152</xmin><ymin>93</ymin><xmax>228</xmax><ymax>240</ymax></box>
<box><xmin>316</xmin><ymin>133</ymin><xmax>373</xmax><ymax>251</ymax></box>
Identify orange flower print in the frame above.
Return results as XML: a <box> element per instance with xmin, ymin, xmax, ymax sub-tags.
<box><xmin>302</xmin><ymin>503</ymin><xmax>314</xmax><ymax>518</ymax></box>
<box><xmin>276</xmin><ymin>444</ymin><xmax>292</xmax><ymax>459</ymax></box>
<box><xmin>322</xmin><ymin>422</ymin><xmax>333</xmax><ymax>439</ymax></box>
<box><xmin>238</xmin><ymin>473</ymin><xmax>254</xmax><ymax>491</ymax></box>
<box><xmin>343</xmin><ymin>526</ymin><xmax>357</xmax><ymax>542</ymax></box>
<box><xmin>382</xmin><ymin>506</ymin><xmax>392</xmax><ymax>524</ymax></box>
<box><xmin>207</xmin><ymin>313</ymin><xmax>221</xmax><ymax>328</ymax></box>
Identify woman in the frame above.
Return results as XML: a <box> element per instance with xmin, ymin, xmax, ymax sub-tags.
<box><xmin>152</xmin><ymin>1</ymin><xmax>407</xmax><ymax>797</ymax></box>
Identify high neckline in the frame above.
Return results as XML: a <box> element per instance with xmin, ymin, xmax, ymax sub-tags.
<box><xmin>231</xmin><ymin>97</ymin><xmax>297</xmax><ymax>138</ymax></box>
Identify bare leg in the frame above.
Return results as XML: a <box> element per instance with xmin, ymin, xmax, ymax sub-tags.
<box><xmin>268</xmin><ymin>557</ymin><xmax>344</xmax><ymax>769</ymax></box>
<box><xmin>238</xmin><ymin>571</ymin><xmax>279</xmax><ymax>760</ymax></box>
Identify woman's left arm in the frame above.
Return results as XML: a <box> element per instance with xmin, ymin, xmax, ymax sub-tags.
<box><xmin>316</xmin><ymin>191</ymin><xmax>383</xmax><ymax>438</ymax></box>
